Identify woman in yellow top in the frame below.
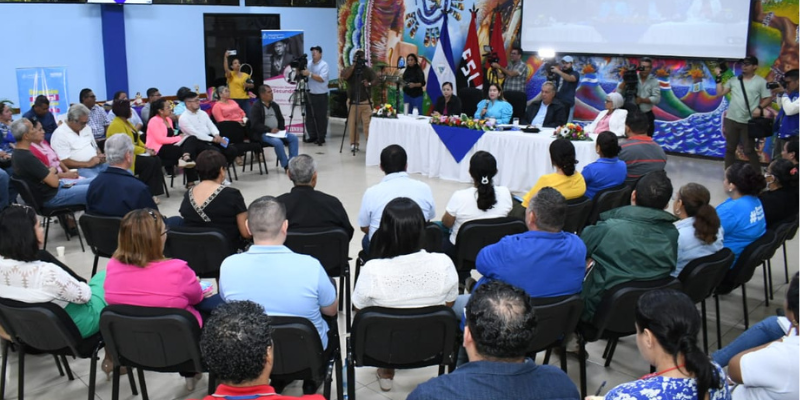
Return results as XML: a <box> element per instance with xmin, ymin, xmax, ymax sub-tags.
<box><xmin>106</xmin><ymin>99</ymin><xmax>165</xmax><ymax>200</ymax></box>
<box><xmin>521</xmin><ymin>138</ymin><xmax>586</xmax><ymax>207</ymax></box>
<box><xmin>223</xmin><ymin>51</ymin><xmax>255</xmax><ymax>116</ymax></box>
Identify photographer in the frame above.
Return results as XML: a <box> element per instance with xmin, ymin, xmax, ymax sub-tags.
<box><xmin>341</xmin><ymin>49</ymin><xmax>377</xmax><ymax>152</ymax></box>
<box><xmin>771</xmin><ymin>69</ymin><xmax>799</xmax><ymax>160</ymax></box>
<box><xmin>616</xmin><ymin>57</ymin><xmax>661</xmax><ymax>137</ymax></box>
<box><xmin>552</xmin><ymin>56</ymin><xmax>580</xmax><ymax>122</ymax></box>
<box><xmin>300</xmin><ymin>46</ymin><xmax>330</xmax><ymax>145</ymax></box>
<box><xmin>223</xmin><ymin>51</ymin><xmax>255</xmax><ymax>116</ymax></box>
<box><xmin>492</xmin><ymin>47</ymin><xmax>527</xmax><ymax>92</ymax></box>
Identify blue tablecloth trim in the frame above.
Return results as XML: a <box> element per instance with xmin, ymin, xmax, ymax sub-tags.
<box><xmin>430</xmin><ymin>125</ymin><xmax>486</xmax><ymax>163</ymax></box>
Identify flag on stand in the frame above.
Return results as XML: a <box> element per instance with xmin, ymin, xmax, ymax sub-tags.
<box><xmin>457</xmin><ymin>8</ymin><xmax>483</xmax><ymax>89</ymax></box>
<box><xmin>427</xmin><ymin>15</ymin><xmax>457</xmax><ymax>106</ymax></box>
<box><xmin>489</xmin><ymin>11</ymin><xmax>507</xmax><ymax>69</ymax></box>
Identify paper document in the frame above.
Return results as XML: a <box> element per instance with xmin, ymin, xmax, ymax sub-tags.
<box><xmin>265</xmin><ymin>130</ymin><xmax>287</xmax><ymax>139</ymax></box>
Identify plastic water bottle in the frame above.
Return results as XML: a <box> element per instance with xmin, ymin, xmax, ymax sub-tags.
<box><xmin>412</xmin><ymin>107</ymin><xmax>419</xmax><ymax>117</ymax></box>
<box><xmin>342</xmin><ymin>359</ymin><xmax>349</xmax><ymax>399</ymax></box>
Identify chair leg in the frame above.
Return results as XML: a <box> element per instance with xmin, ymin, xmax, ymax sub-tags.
<box><xmin>334</xmin><ymin>345</ymin><xmax>343</xmax><ymax>400</ymax></box>
<box><xmin>715</xmin><ymin>294</ymin><xmax>723</xmax><ymax>350</ymax></box>
<box><xmin>579</xmin><ymin>336</ymin><xmax>587</xmax><ymax>398</ymax></box>
<box><xmin>127</xmin><ymin>366</ymin><xmax>138</xmax><ymax>396</ymax></box>
<box><xmin>53</xmin><ymin>354</ymin><xmax>65</xmax><ymax>377</ymax></box>
<box><xmin>137</xmin><ymin>368</ymin><xmax>148</xmax><ymax>400</ymax></box>
<box><xmin>345</xmin><ymin>267</ymin><xmax>352</xmax><ymax>334</ymax></box>
<box><xmin>17</xmin><ymin>345</ymin><xmax>24</xmax><ymax>400</ymax></box>
<box><xmin>208</xmin><ymin>373</ymin><xmax>217</xmax><ymax>396</ymax></box>
<box><xmin>43</xmin><ymin>216</ymin><xmax>51</xmax><ymax>250</ymax></box>
<box><xmin>767</xmin><ymin>259</ymin><xmax>774</xmax><ymax>300</ymax></box>
<box><xmin>742</xmin><ymin>284</ymin><xmax>749</xmax><ymax>330</ymax></box>
<box><xmin>701</xmin><ymin>298</ymin><xmax>709</xmax><ymax>354</ymax></box>
<box><xmin>60</xmin><ymin>355</ymin><xmax>74</xmax><ymax>380</ymax></box>
<box><xmin>560</xmin><ymin>346</ymin><xmax>568</xmax><ymax>373</ymax></box>
<box><xmin>783</xmin><ymin>243</ymin><xmax>789</xmax><ymax>283</ymax></box>
<box><xmin>543</xmin><ymin>348</ymin><xmax>552</xmax><ymax>364</ymax></box>
<box><xmin>762</xmin><ymin>263</ymin><xmax>770</xmax><ymax>307</ymax></box>
<box><xmin>111</xmin><ymin>365</ymin><xmax>120</xmax><ymax>400</ymax></box>
<box><xmin>1</xmin><ymin>340</ymin><xmax>8</xmax><ymax>400</ymax></box>
<box><xmin>162</xmin><ymin>174</ymin><xmax>170</xmax><ymax>198</ymax></box>
<box><xmin>346</xmin><ymin>338</ymin><xmax>356</xmax><ymax>400</ymax></box>
<box><xmin>92</xmin><ymin>256</ymin><xmax>99</xmax><ymax>277</ymax></box>
<box><xmin>604</xmin><ymin>338</ymin><xmax>618</xmax><ymax>367</ymax></box>
<box><xmin>601</xmin><ymin>340</ymin><xmax>611</xmax><ymax>359</ymax></box>
<box><xmin>87</xmin><ymin>345</ymin><xmax>100</xmax><ymax>400</ymax></box>
<box><xmin>338</xmin><ymin>276</ymin><xmax>344</xmax><ymax>312</ymax></box>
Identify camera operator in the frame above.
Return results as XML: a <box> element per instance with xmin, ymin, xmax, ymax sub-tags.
<box><xmin>492</xmin><ymin>47</ymin><xmax>527</xmax><ymax>92</ymax></box>
<box><xmin>715</xmin><ymin>55</ymin><xmax>772</xmax><ymax>170</ymax></box>
<box><xmin>300</xmin><ymin>46</ymin><xmax>329</xmax><ymax>146</ymax></box>
<box><xmin>341</xmin><ymin>49</ymin><xmax>377</xmax><ymax>152</ymax></box>
<box><xmin>616</xmin><ymin>57</ymin><xmax>661</xmax><ymax>137</ymax></box>
<box><xmin>770</xmin><ymin>69</ymin><xmax>799</xmax><ymax>160</ymax></box>
<box><xmin>551</xmin><ymin>55</ymin><xmax>580</xmax><ymax>122</ymax></box>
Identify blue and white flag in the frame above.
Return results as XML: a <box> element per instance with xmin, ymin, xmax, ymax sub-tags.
<box><xmin>426</xmin><ymin>16</ymin><xmax>456</xmax><ymax>106</ymax></box>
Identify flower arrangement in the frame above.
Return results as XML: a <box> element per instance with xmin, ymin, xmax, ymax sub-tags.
<box><xmin>555</xmin><ymin>123</ymin><xmax>591</xmax><ymax>141</ymax></box>
<box><xmin>372</xmin><ymin>103</ymin><xmax>397</xmax><ymax>118</ymax></box>
<box><xmin>430</xmin><ymin>113</ymin><xmax>495</xmax><ymax>131</ymax></box>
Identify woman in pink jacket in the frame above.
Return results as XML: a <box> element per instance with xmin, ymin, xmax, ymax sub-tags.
<box><xmin>145</xmin><ymin>98</ymin><xmax>200</xmax><ymax>185</ymax></box>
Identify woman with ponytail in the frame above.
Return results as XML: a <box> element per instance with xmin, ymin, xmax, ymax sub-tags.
<box><xmin>759</xmin><ymin>158</ymin><xmax>799</xmax><ymax>228</ymax></box>
<box><xmin>672</xmin><ymin>183</ymin><xmax>724</xmax><ymax>277</ymax></box>
<box><xmin>442</xmin><ymin>151</ymin><xmax>512</xmax><ymax>252</ymax></box>
<box><xmin>521</xmin><ymin>138</ymin><xmax>586</xmax><ymax>208</ymax></box>
<box><xmin>597</xmin><ymin>289</ymin><xmax>730</xmax><ymax>400</ymax></box>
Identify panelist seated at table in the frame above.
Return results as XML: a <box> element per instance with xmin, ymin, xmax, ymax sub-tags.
<box><xmin>522</xmin><ymin>81</ymin><xmax>568</xmax><ymax>128</ymax></box>
<box><xmin>474</xmin><ymin>84</ymin><xmax>513</xmax><ymax>124</ymax></box>
<box><xmin>432</xmin><ymin>82</ymin><xmax>463</xmax><ymax>116</ymax></box>
<box><xmin>584</xmin><ymin>92</ymin><xmax>627</xmax><ymax>137</ymax></box>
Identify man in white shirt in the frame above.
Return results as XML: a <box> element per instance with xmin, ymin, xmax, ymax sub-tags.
<box><xmin>358</xmin><ymin>144</ymin><xmax>436</xmax><ymax>252</ymax></box>
<box><xmin>301</xmin><ymin>45</ymin><xmax>330</xmax><ymax>145</ymax></box>
<box><xmin>50</xmin><ymin>104</ymin><xmax>108</xmax><ymax>179</ymax></box>
<box><xmin>178</xmin><ymin>92</ymin><xmax>238</xmax><ymax>163</ymax></box>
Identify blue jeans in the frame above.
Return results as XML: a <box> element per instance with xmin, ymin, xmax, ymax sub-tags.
<box><xmin>43</xmin><ymin>182</ymin><xmax>89</xmax><ymax>208</ymax></box>
<box><xmin>77</xmin><ymin>163</ymin><xmax>108</xmax><ymax>179</ymax></box>
<box><xmin>234</xmin><ymin>99</ymin><xmax>252</xmax><ymax>118</ymax></box>
<box><xmin>260</xmin><ymin>133</ymin><xmax>299</xmax><ymax>169</ymax></box>
<box><xmin>404</xmin><ymin>93</ymin><xmax>424</xmax><ymax>114</ymax></box>
<box><xmin>711</xmin><ymin>316</ymin><xmax>786</xmax><ymax>367</ymax></box>
<box><xmin>0</xmin><ymin>168</ymin><xmax>9</xmax><ymax>209</ymax></box>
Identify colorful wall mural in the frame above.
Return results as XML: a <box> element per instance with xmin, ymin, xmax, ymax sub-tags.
<box><xmin>337</xmin><ymin>0</ymin><xmax>798</xmax><ymax>160</ymax></box>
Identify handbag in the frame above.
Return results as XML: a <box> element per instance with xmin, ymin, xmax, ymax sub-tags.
<box><xmin>739</xmin><ymin>77</ymin><xmax>773</xmax><ymax>139</ymax></box>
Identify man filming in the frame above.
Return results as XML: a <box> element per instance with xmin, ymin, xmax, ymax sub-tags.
<box><xmin>300</xmin><ymin>46</ymin><xmax>330</xmax><ymax>146</ymax></box>
<box><xmin>552</xmin><ymin>56</ymin><xmax>580</xmax><ymax>122</ymax></box>
<box><xmin>492</xmin><ymin>47</ymin><xmax>527</xmax><ymax>93</ymax></box>
<box><xmin>616</xmin><ymin>57</ymin><xmax>661</xmax><ymax>137</ymax></box>
<box><xmin>770</xmin><ymin>69</ymin><xmax>799</xmax><ymax>160</ymax></box>
<box><xmin>341</xmin><ymin>49</ymin><xmax>377</xmax><ymax>152</ymax></box>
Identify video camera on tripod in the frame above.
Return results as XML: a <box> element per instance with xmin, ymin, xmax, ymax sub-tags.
<box><xmin>483</xmin><ymin>45</ymin><xmax>500</xmax><ymax>66</ymax></box>
<box><xmin>622</xmin><ymin>64</ymin><xmax>644</xmax><ymax>97</ymax></box>
<box><xmin>291</xmin><ymin>53</ymin><xmax>309</xmax><ymax>77</ymax></box>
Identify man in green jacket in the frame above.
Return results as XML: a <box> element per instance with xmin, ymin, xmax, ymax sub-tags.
<box><xmin>580</xmin><ymin>170</ymin><xmax>678</xmax><ymax>321</ymax></box>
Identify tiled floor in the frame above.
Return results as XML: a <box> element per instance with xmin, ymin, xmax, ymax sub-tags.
<box><xmin>1</xmin><ymin>119</ymin><xmax>796</xmax><ymax>399</ymax></box>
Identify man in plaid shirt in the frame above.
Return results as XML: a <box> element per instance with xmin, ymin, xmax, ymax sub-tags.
<box><xmin>79</xmin><ymin>88</ymin><xmax>109</xmax><ymax>147</ymax></box>
<box><xmin>492</xmin><ymin>47</ymin><xmax>527</xmax><ymax>92</ymax></box>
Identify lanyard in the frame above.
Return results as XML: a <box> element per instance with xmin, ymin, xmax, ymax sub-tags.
<box><xmin>639</xmin><ymin>364</ymin><xmax>686</xmax><ymax>380</ymax></box>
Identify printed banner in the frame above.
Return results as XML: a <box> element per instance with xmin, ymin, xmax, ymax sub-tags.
<box><xmin>262</xmin><ymin>30</ymin><xmax>305</xmax><ymax>136</ymax></box>
<box><xmin>16</xmin><ymin>67</ymin><xmax>69</xmax><ymax>119</ymax></box>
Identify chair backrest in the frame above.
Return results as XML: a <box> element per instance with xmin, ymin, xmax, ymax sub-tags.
<box><xmin>79</xmin><ymin>214</ymin><xmax>123</xmax><ymax>258</ymax></box>
<box><xmin>99</xmin><ymin>305</ymin><xmax>203</xmax><ymax>373</ymax></box>
<box><xmin>588</xmin><ymin>277</ymin><xmax>682</xmax><ymax>341</ymax></box>
<box><xmin>285</xmin><ymin>228</ymin><xmax>350</xmax><ymax>277</ymax></box>
<box><xmin>503</xmin><ymin>90</ymin><xmax>527</xmax><ymax>121</ymax></box>
<box><xmin>0</xmin><ymin>298</ymin><xmax>82</xmax><ymax>355</ymax></box>
<box><xmin>163</xmin><ymin>228</ymin><xmax>230</xmax><ymax>279</ymax></box>
<box><xmin>9</xmin><ymin>176</ymin><xmax>42</xmax><ymax>212</ymax></box>
<box><xmin>718</xmin><ymin>231</ymin><xmax>778</xmax><ymax>294</ymax></box>
<box><xmin>528</xmin><ymin>295</ymin><xmax>583</xmax><ymax>353</ymax></box>
<box><xmin>678</xmin><ymin>248</ymin><xmax>735</xmax><ymax>303</ymax></box>
<box><xmin>454</xmin><ymin>217</ymin><xmax>527</xmax><ymax>271</ymax></box>
<box><xmin>350</xmin><ymin>306</ymin><xmax>458</xmax><ymax>369</ymax></box>
<box><xmin>458</xmin><ymin>87</ymin><xmax>484</xmax><ymax>117</ymax></box>
<box><xmin>270</xmin><ymin>316</ymin><xmax>327</xmax><ymax>382</ymax></box>
<box><xmin>424</xmin><ymin>222</ymin><xmax>443</xmax><ymax>253</ymax></box>
<box><xmin>563</xmin><ymin>196</ymin><xmax>593</xmax><ymax>234</ymax></box>
<box><xmin>586</xmin><ymin>184</ymin><xmax>632</xmax><ymax>226</ymax></box>
<box><xmin>774</xmin><ymin>215</ymin><xmax>799</xmax><ymax>243</ymax></box>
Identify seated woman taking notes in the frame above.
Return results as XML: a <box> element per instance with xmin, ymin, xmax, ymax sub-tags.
<box><xmin>474</xmin><ymin>83</ymin><xmax>513</xmax><ymax>124</ymax></box>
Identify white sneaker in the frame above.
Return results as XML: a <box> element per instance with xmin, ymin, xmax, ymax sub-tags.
<box><xmin>178</xmin><ymin>159</ymin><xmax>196</xmax><ymax>168</ymax></box>
<box><xmin>185</xmin><ymin>373</ymin><xmax>202</xmax><ymax>391</ymax></box>
<box><xmin>350</xmin><ymin>144</ymin><xmax>356</xmax><ymax>151</ymax></box>
<box><xmin>376</xmin><ymin>369</ymin><xmax>393</xmax><ymax>392</ymax></box>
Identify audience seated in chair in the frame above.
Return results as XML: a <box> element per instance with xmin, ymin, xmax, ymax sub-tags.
<box><xmin>145</xmin><ymin>98</ymin><xmax>200</xmax><ymax>185</ymax></box>
<box><xmin>50</xmin><ymin>104</ymin><xmax>108</xmax><ymax>179</ymax></box>
<box><xmin>716</xmin><ymin>163</ymin><xmax>766</xmax><ymax>264</ymax></box>
<box><xmin>618</xmin><ymin>111</ymin><xmax>667</xmax><ymax>187</ymax></box>
<box><xmin>521</xmin><ymin>138</ymin><xmax>586</xmax><ymax>209</ymax></box>
<box><xmin>193</xmin><ymin>301</ymin><xmax>325</xmax><ymax>400</ymax></box>
<box><xmin>408</xmin><ymin>281</ymin><xmax>580</xmax><ymax>400</ymax></box>
<box><xmin>359</xmin><ymin>144</ymin><xmax>436</xmax><ymax>252</ymax></box>
<box><xmin>589</xmin><ymin>289</ymin><xmax>730</xmax><ymax>400</ymax></box>
<box><xmin>22</xmin><ymin>94</ymin><xmax>58</xmax><ymax>142</ymax></box>
<box><xmin>277</xmin><ymin>154</ymin><xmax>353</xmax><ymax>239</ymax></box>
<box><xmin>105</xmin><ymin>91</ymin><xmax>143</xmax><ymax>130</ymax></box>
<box><xmin>179</xmin><ymin>91</ymin><xmax>239</xmax><ymax>165</ymax></box>
<box><xmin>139</xmin><ymin>87</ymin><xmax>161</xmax><ymax>128</ymax></box>
<box><xmin>782</xmin><ymin>137</ymin><xmax>798</xmax><ymax>165</ymax></box>
<box><xmin>522</xmin><ymin>81</ymin><xmax>567</xmax><ymax>128</ymax></box>
<box><xmin>582</xmin><ymin>131</ymin><xmax>627</xmax><ymax>199</ymax></box>
<box><xmin>759</xmin><ymin>158</ymin><xmax>799</xmax><ymax>229</ymax></box>
<box><xmin>672</xmin><ymin>183</ymin><xmax>724</xmax><ymax>277</ymax></box>
<box><xmin>249</xmin><ymin>85</ymin><xmax>299</xmax><ymax>171</ymax></box>
<box><xmin>580</xmin><ymin>170</ymin><xmax>678</xmax><ymax>322</ymax></box>
<box><xmin>106</xmin><ymin>100</ymin><xmax>164</xmax><ymax>198</ymax></box>
<box><xmin>353</xmin><ymin>197</ymin><xmax>459</xmax><ymax>392</ymax></box>
<box><xmin>79</xmin><ymin>88</ymin><xmax>109</xmax><ymax>146</ymax></box>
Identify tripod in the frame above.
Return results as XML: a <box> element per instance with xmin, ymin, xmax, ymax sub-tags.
<box><xmin>339</xmin><ymin>65</ymin><xmax>372</xmax><ymax>156</ymax></box>
<box><xmin>287</xmin><ymin>75</ymin><xmax>318</xmax><ymax>142</ymax></box>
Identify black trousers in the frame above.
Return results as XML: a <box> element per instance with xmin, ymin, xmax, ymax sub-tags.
<box><xmin>195</xmin><ymin>141</ymin><xmax>239</xmax><ymax>163</ymax></box>
<box><xmin>644</xmin><ymin>110</ymin><xmax>655</xmax><ymax>137</ymax></box>
<box><xmin>157</xmin><ymin>137</ymin><xmax>199</xmax><ymax>182</ymax></box>
<box><xmin>306</xmin><ymin>93</ymin><xmax>329</xmax><ymax>141</ymax></box>
<box><xmin>135</xmin><ymin>154</ymin><xmax>164</xmax><ymax>196</ymax></box>
<box><xmin>216</xmin><ymin>121</ymin><xmax>248</xmax><ymax>144</ymax></box>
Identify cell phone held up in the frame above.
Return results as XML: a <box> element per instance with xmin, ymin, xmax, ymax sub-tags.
<box><xmin>227</xmin><ymin>50</ymin><xmax>237</xmax><ymax>56</ymax></box>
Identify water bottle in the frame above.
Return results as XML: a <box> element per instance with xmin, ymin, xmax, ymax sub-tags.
<box><xmin>412</xmin><ymin>107</ymin><xmax>419</xmax><ymax>117</ymax></box>
<box><xmin>342</xmin><ymin>358</ymin><xmax>349</xmax><ymax>399</ymax></box>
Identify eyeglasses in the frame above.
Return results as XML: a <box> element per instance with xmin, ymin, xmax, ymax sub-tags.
<box><xmin>185</xmin><ymin>99</ymin><xmax>200</xmax><ymax>103</ymax></box>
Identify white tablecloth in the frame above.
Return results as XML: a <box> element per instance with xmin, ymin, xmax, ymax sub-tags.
<box><xmin>365</xmin><ymin>116</ymin><xmax>599</xmax><ymax>193</ymax></box>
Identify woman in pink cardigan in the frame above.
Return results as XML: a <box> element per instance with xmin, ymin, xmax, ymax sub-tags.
<box><xmin>146</xmin><ymin>98</ymin><xmax>200</xmax><ymax>185</ymax></box>
<box><xmin>211</xmin><ymin>86</ymin><xmax>247</xmax><ymax>124</ymax></box>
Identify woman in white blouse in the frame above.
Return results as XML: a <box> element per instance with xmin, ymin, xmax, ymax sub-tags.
<box><xmin>671</xmin><ymin>183</ymin><xmax>724</xmax><ymax>277</ymax></box>
<box><xmin>353</xmin><ymin>197</ymin><xmax>459</xmax><ymax>392</ymax></box>
<box><xmin>585</xmin><ymin>92</ymin><xmax>628</xmax><ymax>137</ymax></box>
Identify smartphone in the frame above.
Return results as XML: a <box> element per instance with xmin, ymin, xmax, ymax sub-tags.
<box><xmin>62</xmin><ymin>182</ymin><xmax>74</xmax><ymax>189</ymax></box>
<box><xmin>200</xmin><ymin>281</ymin><xmax>214</xmax><ymax>294</ymax></box>
<box><xmin>227</xmin><ymin>50</ymin><xmax>237</xmax><ymax>56</ymax></box>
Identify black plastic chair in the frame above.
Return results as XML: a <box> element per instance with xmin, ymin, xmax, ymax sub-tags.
<box><xmin>270</xmin><ymin>316</ymin><xmax>343</xmax><ymax>400</ymax></box>
<box><xmin>457</xmin><ymin>87</ymin><xmax>484</xmax><ymax>118</ymax></box>
<box><xmin>776</xmin><ymin>216</ymin><xmax>799</xmax><ymax>283</ymax></box>
<box><xmin>715</xmin><ymin>231</ymin><xmax>778</xmax><ymax>329</ymax></box>
<box><xmin>424</xmin><ymin>222</ymin><xmax>443</xmax><ymax>253</ymax></box>
<box><xmin>0</xmin><ymin>298</ymin><xmax>125</xmax><ymax>400</ymax></box>
<box><xmin>577</xmin><ymin>277</ymin><xmax>682</xmax><ymax>397</ymax></box>
<box><xmin>346</xmin><ymin>306</ymin><xmax>459</xmax><ymax>400</ymax></box>
<box><xmin>99</xmin><ymin>305</ymin><xmax>210</xmax><ymax>400</ymax></box>
<box><xmin>163</xmin><ymin>228</ymin><xmax>231</xmax><ymax>282</ymax></box>
<box><xmin>10</xmin><ymin>177</ymin><xmax>85</xmax><ymax>252</ymax></box>
<box><xmin>453</xmin><ymin>217</ymin><xmax>527</xmax><ymax>283</ymax></box>
<box><xmin>585</xmin><ymin>184</ymin><xmax>632</xmax><ymax>226</ymax></box>
<box><xmin>285</xmin><ymin>228</ymin><xmax>352</xmax><ymax>331</ymax></box>
<box><xmin>563</xmin><ymin>196</ymin><xmax>593</xmax><ymax>234</ymax></box>
<box><xmin>526</xmin><ymin>294</ymin><xmax>583</xmax><ymax>372</ymax></box>
<box><xmin>79</xmin><ymin>214</ymin><xmax>122</xmax><ymax>277</ymax></box>
<box><xmin>504</xmin><ymin>90</ymin><xmax>527</xmax><ymax>121</ymax></box>
<box><xmin>677</xmin><ymin>248</ymin><xmax>735</xmax><ymax>352</ymax></box>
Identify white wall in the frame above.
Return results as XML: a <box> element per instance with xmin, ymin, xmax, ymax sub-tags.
<box><xmin>0</xmin><ymin>2</ymin><xmax>337</xmax><ymax>107</ymax></box>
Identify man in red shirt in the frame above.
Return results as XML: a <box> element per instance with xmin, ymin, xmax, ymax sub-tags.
<box><xmin>193</xmin><ymin>301</ymin><xmax>325</xmax><ymax>400</ymax></box>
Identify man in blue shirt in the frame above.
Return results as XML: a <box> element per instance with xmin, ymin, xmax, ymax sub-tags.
<box><xmin>772</xmin><ymin>69</ymin><xmax>799</xmax><ymax>160</ymax></box>
<box><xmin>22</xmin><ymin>95</ymin><xmax>59</xmax><ymax>142</ymax></box>
<box><xmin>408</xmin><ymin>281</ymin><xmax>580</xmax><ymax>400</ymax></box>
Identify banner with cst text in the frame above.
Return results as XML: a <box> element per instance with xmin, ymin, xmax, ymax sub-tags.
<box><xmin>262</xmin><ymin>30</ymin><xmax>305</xmax><ymax>136</ymax></box>
<box><xmin>16</xmin><ymin>67</ymin><xmax>69</xmax><ymax>119</ymax></box>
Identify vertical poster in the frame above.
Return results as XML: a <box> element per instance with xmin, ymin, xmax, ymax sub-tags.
<box><xmin>261</xmin><ymin>30</ymin><xmax>305</xmax><ymax>135</ymax></box>
<box><xmin>15</xmin><ymin>67</ymin><xmax>69</xmax><ymax>119</ymax></box>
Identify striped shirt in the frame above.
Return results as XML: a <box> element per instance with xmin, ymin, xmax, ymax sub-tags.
<box><xmin>618</xmin><ymin>135</ymin><xmax>666</xmax><ymax>185</ymax></box>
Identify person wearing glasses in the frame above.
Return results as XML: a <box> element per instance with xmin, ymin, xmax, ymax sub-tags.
<box><xmin>50</xmin><ymin>104</ymin><xmax>108</xmax><ymax>179</ymax></box>
<box><xmin>79</xmin><ymin>88</ymin><xmax>109</xmax><ymax>146</ymax></box>
<box><xmin>616</xmin><ymin>57</ymin><xmax>661</xmax><ymax>137</ymax></box>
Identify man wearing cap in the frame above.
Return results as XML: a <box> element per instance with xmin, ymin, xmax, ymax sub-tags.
<box><xmin>551</xmin><ymin>56</ymin><xmax>581</xmax><ymax>122</ymax></box>
<box><xmin>301</xmin><ymin>46</ymin><xmax>329</xmax><ymax>145</ymax></box>
<box><xmin>616</xmin><ymin>57</ymin><xmax>661</xmax><ymax>137</ymax></box>
<box><xmin>492</xmin><ymin>47</ymin><xmax>527</xmax><ymax>93</ymax></box>
<box><xmin>715</xmin><ymin>56</ymin><xmax>772</xmax><ymax>171</ymax></box>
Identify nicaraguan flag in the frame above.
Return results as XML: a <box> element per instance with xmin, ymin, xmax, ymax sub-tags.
<box><xmin>426</xmin><ymin>16</ymin><xmax>457</xmax><ymax>107</ymax></box>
